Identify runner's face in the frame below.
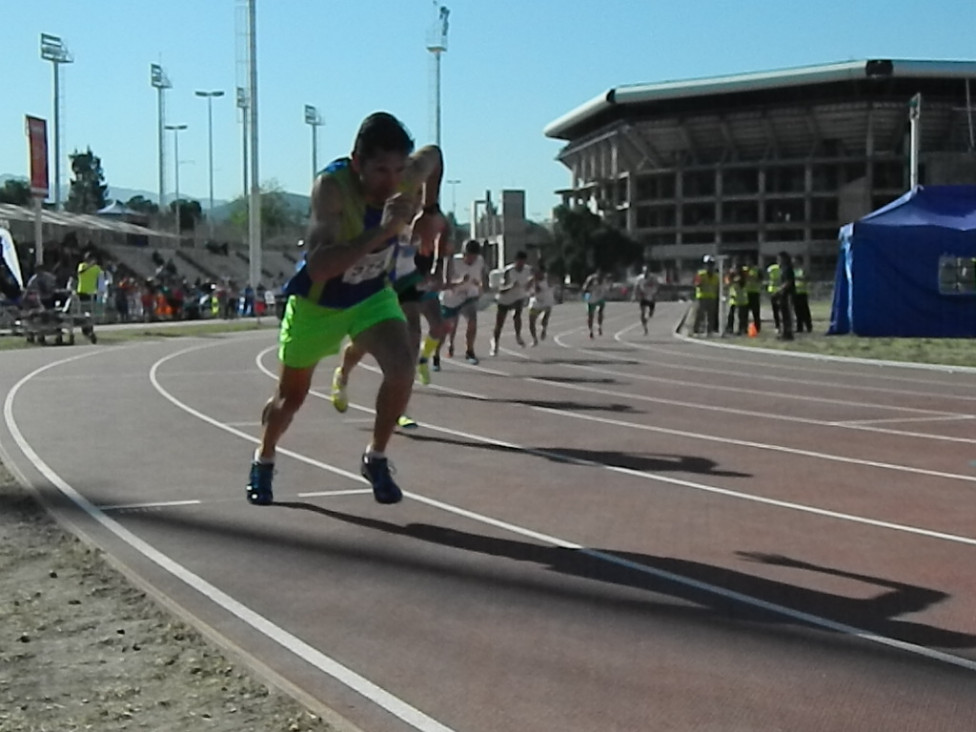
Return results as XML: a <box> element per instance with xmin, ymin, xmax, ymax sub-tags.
<box><xmin>355</xmin><ymin>151</ymin><xmax>409</xmax><ymax>204</ymax></box>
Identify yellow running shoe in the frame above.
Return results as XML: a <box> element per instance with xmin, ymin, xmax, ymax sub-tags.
<box><xmin>396</xmin><ymin>414</ymin><xmax>418</xmax><ymax>429</ymax></box>
<box><xmin>331</xmin><ymin>366</ymin><xmax>348</xmax><ymax>413</ymax></box>
<box><xmin>417</xmin><ymin>359</ymin><xmax>431</xmax><ymax>386</ymax></box>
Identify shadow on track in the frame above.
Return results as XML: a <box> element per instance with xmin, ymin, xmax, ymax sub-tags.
<box><xmin>276</xmin><ymin>501</ymin><xmax>974</xmax><ymax>651</ymax></box>
<box><xmin>400</xmin><ymin>432</ymin><xmax>751</xmax><ymax>478</ymax></box>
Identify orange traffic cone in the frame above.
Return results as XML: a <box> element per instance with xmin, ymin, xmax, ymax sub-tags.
<box><xmin>747</xmin><ymin>322</ymin><xmax>758</xmax><ymax>338</ymax></box>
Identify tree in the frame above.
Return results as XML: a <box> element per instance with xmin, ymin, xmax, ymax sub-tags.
<box><xmin>65</xmin><ymin>147</ymin><xmax>109</xmax><ymax>213</ymax></box>
<box><xmin>169</xmin><ymin>198</ymin><xmax>203</xmax><ymax>231</ymax></box>
<box><xmin>545</xmin><ymin>204</ymin><xmax>641</xmax><ymax>283</ymax></box>
<box><xmin>227</xmin><ymin>180</ymin><xmax>305</xmax><ymax>239</ymax></box>
<box><xmin>0</xmin><ymin>179</ymin><xmax>32</xmax><ymax>206</ymax></box>
<box><xmin>126</xmin><ymin>195</ymin><xmax>159</xmax><ymax>215</ymax></box>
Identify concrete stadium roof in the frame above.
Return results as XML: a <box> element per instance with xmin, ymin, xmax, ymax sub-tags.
<box><xmin>544</xmin><ymin>59</ymin><xmax>976</xmax><ymax>140</ymax></box>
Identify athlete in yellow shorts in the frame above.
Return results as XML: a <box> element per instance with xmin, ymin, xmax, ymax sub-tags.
<box><xmin>247</xmin><ymin>112</ymin><xmax>445</xmax><ymax>506</ymax></box>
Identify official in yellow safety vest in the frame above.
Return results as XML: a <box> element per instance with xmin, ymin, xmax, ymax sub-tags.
<box><xmin>76</xmin><ymin>251</ymin><xmax>101</xmax><ymax>304</ymax></box>
<box><xmin>692</xmin><ymin>255</ymin><xmax>720</xmax><ymax>335</ymax></box>
<box><xmin>766</xmin><ymin>260</ymin><xmax>782</xmax><ymax>332</ymax></box>
<box><xmin>725</xmin><ymin>265</ymin><xmax>750</xmax><ymax>336</ymax></box>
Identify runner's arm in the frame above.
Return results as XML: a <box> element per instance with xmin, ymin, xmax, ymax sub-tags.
<box><xmin>404</xmin><ymin>145</ymin><xmax>445</xmax><ymax>249</ymax></box>
<box><xmin>304</xmin><ymin>177</ymin><xmax>408</xmax><ymax>283</ymax></box>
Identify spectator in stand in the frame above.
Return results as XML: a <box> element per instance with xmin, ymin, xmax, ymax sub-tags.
<box><xmin>224</xmin><ymin>279</ymin><xmax>239</xmax><ymax>319</ymax></box>
<box><xmin>171</xmin><ymin>280</ymin><xmax>186</xmax><ymax>320</ymax></box>
<box><xmin>114</xmin><ymin>275</ymin><xmax>131</xmax><ymax>322</ymax></box>
<box><xmin>243</xmin><ymin>283</ymin><xmax>255</xmax><ymax>317</ymax></box>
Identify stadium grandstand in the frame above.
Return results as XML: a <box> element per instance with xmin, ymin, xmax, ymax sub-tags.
<box><xmin>0</xmin><ymin>202</ymin><xmax>300</xmax><ymax>292</ymax></box>
<box><xmin>545</xmin><ymin>59</ymin><xmax>976</xmax><ymax>280</ymax></box>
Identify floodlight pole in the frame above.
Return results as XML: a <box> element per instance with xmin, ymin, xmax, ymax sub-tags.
<box><xmin>196</xmin><ymin>90</ymin><xmax>225</xmax><ymax>236</ymax></box>
<box><xmin>236</xmin><ymin>87</ymin><xmax>249</xmax><ymax>199</ymax></box>
<box><xmin>426</xmin><ymin>5</ymin><xmax>449</xmax><ymax>146</ymax></box>
<box><xmin>446</xmin><ymin>178</ymin><xmax>461</xmax><ymax>216</ymax></box>
<box><xmin>165</xmin><ymin>124</ymin><xmax>188</xmax><ymax>238</ymax></box>
<box><xmin>247</xmin><ymin>0</ymin><xmax>261</xmax><ymax>291</ymax></box>
<box><xmin>151</xmin><ymin>64</ymin><xmax>172</xmax><ymax>211</ymax></box>
<box><xmin>304</xmin><ymin>105</ymin><xmax>323</xmax><ymax>180</ymax></box>
<box><xmin>41</xmin><ymin>34</ymin><xmax>73</xmax><ymax>210</ymax></box>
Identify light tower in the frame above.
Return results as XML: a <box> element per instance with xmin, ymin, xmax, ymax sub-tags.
<box><xmin>304</xmin><ymin>105</ymin><xmax>324</xmax><ymax>179</ymax></box>
<box><xmin>246</xmin><ymin>0</ymin><xmax>261</xmax><ymax>291</ymax></box>
<box><xmin>426</xmin><ymin>3</ymin><xmax>449</xmax><ymax>146</ymax></box>
<box><xmin>165</xmin><ymin>124</ymin><xmax>188</xmax><ymax>237</ymax></box>
<box><xmin>195</xmin><ymin>89</ymin><xmax>225</xmax><ymax>234</ymax></box>
<box><xmin>40</xmin><ymin>33</ymin><xmax>73</xmax><ymax>210</ymax></box>
<box><xmin>150</xmin><ymin>64</ymin><xmax>172</xmax><ymax>211</ymax></box>
<box><xmin>236</xmin><ymin>86</ymin><xmax>249</xmax><ymax>198</ymax></box>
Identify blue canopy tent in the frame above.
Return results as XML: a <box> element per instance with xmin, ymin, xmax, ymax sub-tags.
<box><xmin>828</xmin><ymin>185</ymin><xmax>976</xmax><ymax>337</ymax></box>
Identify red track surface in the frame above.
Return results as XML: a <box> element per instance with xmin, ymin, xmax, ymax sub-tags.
<box><xmin>3</xmin><ymin>301</ymin><xmax>975</xmax><ymax>731</ymax></box>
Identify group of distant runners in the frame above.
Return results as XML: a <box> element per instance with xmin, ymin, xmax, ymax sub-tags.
<box><xmin>247</xmin><ymin>111</ymin><xmax>661</xmax><ymax>508</ymax></box>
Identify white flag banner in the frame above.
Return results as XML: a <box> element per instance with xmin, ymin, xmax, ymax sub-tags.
<box><xmin>0</xmin><ymin>228</ymin><xmax>24</xmax><ymax>289</ymax></box>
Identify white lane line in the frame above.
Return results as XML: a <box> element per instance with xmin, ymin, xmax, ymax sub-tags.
<box><xmin>834</xmin><ymin>415</ymin><xmax>976</xmax><ymax>427</ymax></box>
<box><xmin>254</xmin><ymin>347</ymin><xmax>976</xmax><ymax>537</ymax></box>
<box><xmin>530</xmin><ymin>367</ymin><xmax>976</xmax><ymax>446</ymax></box>
<box><xmin>531</xmin><ymin>404</ymin><xmax>976</xmax><ymax>485</ymax></box>
<box><xmin>494</xmin><ymin>347</ymin><xmax>974</xmax><ymax>445</ymax></box>
<box><xmin>100</xmin><ymin>499</ymin><xmax>203</xmax><ymax>511</ymax></box>
<box><xmin>298</xmin><ymin>489</ymin><xmax>373</xmax><ymax>498</ymax></box>
<box><xmin>469</xmin><ymin>350</ymin><xmax>976</xmax><ymax>469</ymax></box>
<box><xmin>0</xmin><ymin>347</ymin><xmax>456</xmax><ymax>732</ymax></box>
<box><xmin>512</xmin><ymin>349</ymin><xmax>972</xmax><ymax>422</ymax></box>
<box><xmin>189</xmin><ymin>341</ymin><xmax>976</xmax><ymax>673</ymax></box>
<box><xmin>671</xmin><ymin>325</ymin><xmax>976</xmax><ymax>376</ymax></box>
<box><xmin>562</xmin><ymin>322</ymin><xmax>976</xmax><ymax>403</ymax></box>
<box><xmin>538</xmin><ymin>336</ymin><xmax>976</xmax><ymax>445</ymax></box>
<box><xmin>619</xmin><ymin>329</ymin><xmax>976</xmax><ymax>398</ymax></box>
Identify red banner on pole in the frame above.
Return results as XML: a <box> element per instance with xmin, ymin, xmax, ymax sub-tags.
<box><xmin>25</xmin><ymin>115</ymin><xmax>49</xmax><ymax>197</ymax></box>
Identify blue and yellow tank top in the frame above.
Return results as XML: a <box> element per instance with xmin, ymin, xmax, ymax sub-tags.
<box><xmin>284</xmin><ymin>158</ymin><xmax>397</xmax><ymax>309</ymax></box>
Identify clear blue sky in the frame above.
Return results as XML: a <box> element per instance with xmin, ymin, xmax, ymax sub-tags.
<box><xmin>3</xmin><ymin>0</ymin><xmax>975</xmax><ymax>221</ymax></box>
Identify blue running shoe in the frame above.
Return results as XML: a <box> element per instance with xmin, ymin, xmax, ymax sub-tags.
<box><xmin>361</xmin><ymin>453</ymin><xmax>402</xmax><ymax>504</ymax></box>
<box><xmin>246</xmin><ymin>461</ymin><xmax>274</xmax><ymax>505</ymax></box>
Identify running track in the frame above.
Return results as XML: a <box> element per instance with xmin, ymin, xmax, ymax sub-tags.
<box><xmin>2</xmin><ymin>302</ymin><xmax>975</xmax><ymax>731</ymax></box>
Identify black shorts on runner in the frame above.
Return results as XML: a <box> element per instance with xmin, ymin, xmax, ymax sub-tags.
<box><xmin>397</xmin><ymin>284</ymin><xmax>424</xmax><ymax>304</ymax></box>
<box><xmin>640</xmin><ymin>299</ymin><xmax>656</xmax><ymax>315</ymax></box>
<box><xmin>497</xmin><ymin>300</ymin><xmax>524</xmax><ymax>317</ymax></box>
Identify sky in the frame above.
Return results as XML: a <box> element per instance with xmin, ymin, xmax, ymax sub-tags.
<box><xmin>3</xmin><ymin>0</ymin><xmax>975</xmax><ymax>222</ymax></box>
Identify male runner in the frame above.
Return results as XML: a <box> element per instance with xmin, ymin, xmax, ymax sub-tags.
<box><xmin>437</xmin><ymin>239</ymin><xmax>486</xmax><ymax>366</ymax></box>
<box><xmin>246</xmin><ymin>112</ymin><xmax>445</xmax><ymax>506</ymax></box>
<box><xmin>490</xmin><ymin>250</ymin><xmax>533</xmax><ymax>356</ymax></box>
<box><xmin>633</xmin><ymin>264</ymin><xmax>659</xmax><ymax>335</ymax></box>
<box><xmin>582</xmin><ymin>268</ymin><xmax>609</xmax><ymax>338</ymax></box>
<box><xmin>332</xmin><ymin>212</ymin><xmax>449</xmax><ymax>429</ymax></box>
<box><xmin>527</xmin><ymin>265</ymin><xmax>555</xmax><ymax>346</ymax></box>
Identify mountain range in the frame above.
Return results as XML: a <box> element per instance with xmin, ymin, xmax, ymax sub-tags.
<box><xmin>0</xmin><ymin>174</ymin><xmax>309</xmax><ymax>223</ymax></box>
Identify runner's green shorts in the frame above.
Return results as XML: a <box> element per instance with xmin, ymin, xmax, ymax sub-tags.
<box><xmin>278</xmin><ymin>288</ymin><xmax>405</xmax><ymax>369</ymax></box>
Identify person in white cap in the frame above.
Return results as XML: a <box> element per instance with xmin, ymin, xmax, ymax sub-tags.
<box><xmin>692</xmin><ymin>255</ymin><xmax>720</xmax><ymax>335</ymax></box>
